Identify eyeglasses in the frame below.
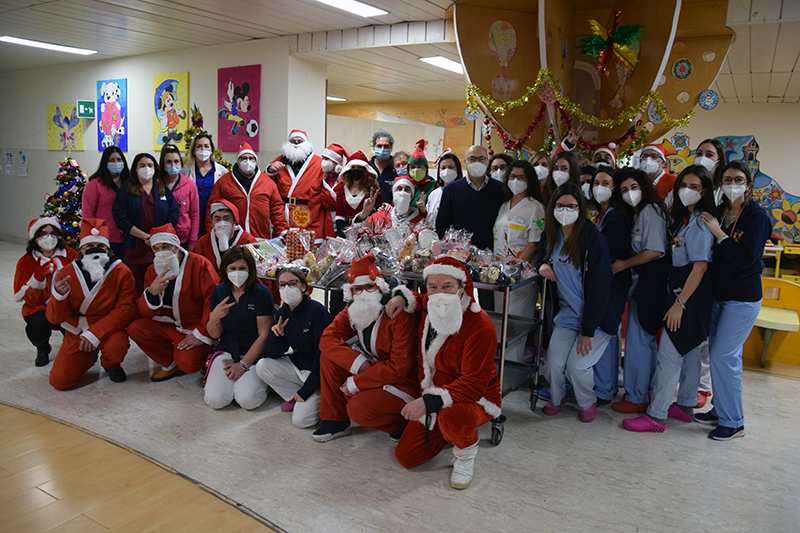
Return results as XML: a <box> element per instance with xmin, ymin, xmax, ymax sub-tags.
<box><xmin>239</xmin><ymin>156</ymin><xmax>256</xmax><ymax>162</ymax></box>
<box><xmin>554</xmin><ymin>203</ymin><xmax>579</xmax><ymax>212</ymax></box>
<box><xmin>465</xmin><ymin>156</ymin><xmax>488</xmax><ymax>163</ymax></box>
<box><xmin>490</xmin><ymin>165</ymin><xmax>508</xmax><ymax>172</ymax></box>
<box><xmin>721</xmin><ymin>176</ymin><xmax>747</xmax><ymax>185</ymax></box>
<box><xmin>640</xmin><ymin>154</ymin><xmax>663</xmax><ymax>162</ymax></box>
<box><xmin>278</xmin><ymin>280</ymin><xmax>302</xmax><ymax>289</ymax></box>
<box><xmin>350</xmin><ymin>283</ymin><xmax>379</xmax><ymax>295</ymax></box>
<box><xmin>509</xmin><ymin>173</ymin><xmax>528</xmax><ymax>181</ymax></box>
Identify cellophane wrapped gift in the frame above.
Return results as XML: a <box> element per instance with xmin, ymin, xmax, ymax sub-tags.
<box><xmin>285</xmin><ymin>228</ymin><xmax>314</xmax><ymax>262</ymax></box>
<box><xmin>309</xmin><ymin>237</ymin><xmax>348</xmax><ymax>283</ymax></box>
<box><xmin>245</xmin><ymin>239</ymin><xmax>287</xmax><ymax>278</ymax></box>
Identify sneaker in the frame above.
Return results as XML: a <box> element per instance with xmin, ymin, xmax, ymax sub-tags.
<box><xmin>667</xmin><ymin>403</ymin><xmax>694</xmax><ymax>423</ymax></box>
<box><xmin>281</xmin><ymin>399</ymin><xmax>296</xmax><ymax>412</ymax></box>
<box><xmin>612</xmin><ymin>400</ymin><xmax>649</xmax><ymax>414</ymax></box>
<box><xmin>708</xmin><ymin>425</ymin><xmax>745</xmax><ymax>441</ymax></box>
<box><xmin>695</xmin><ymin>390</ymin><xmax>712</xmax><ymax>408</ymax></box>
<box><xmin>694</xmin><ymin>410</ymin><xmax>719</xmax><ymax>425</ymax></box>
<box><xmin>578</xmin><ymin>403</ymin><xmax>597</xmax><ymax>423</ymax></box>
<box><xmin>312</xmin><ymin>421</ymin><xmax>352</xmax><ymax>442</ymax></box>
<box><xmin>623</xmin><ymin>414</ymin><xmax>666</xmax><ymax>433</ymax></box>
<box><xmin>151</xmin><ymin>366</ymin><xmax>185</xmax><ymax>382</ymax></box>
<box><xmin>107</xmin><ymin>367</ymin><xmax>126</xmax><ymax>383</ymax></box>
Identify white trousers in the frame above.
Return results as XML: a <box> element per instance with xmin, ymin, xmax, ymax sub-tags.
<box><xmin>204</xmin><ymin>354</ymin><xmax>268</xmax><ymax>410</ymax></box>
<box><xmin>255</xmin><ymin>357</ymin><xmax>321</xmax><ymax>428</ymax></box>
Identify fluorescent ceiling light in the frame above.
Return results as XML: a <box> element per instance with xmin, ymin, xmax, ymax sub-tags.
<box><xmin>327</xmin><ymin>96</ymin><xmax>347</xmax><ymax>102</ymax></box>
<box><xmin>420</xmin><ymin>56</ymin><xmax>463</xmax><ymax>74</ymax></box>
<box><xmin>314</xmin><ymin>0</ymin><xmax>387</xmax><ymax>18</ymax></box>
<box><xmin>0</xmin><ymin>35</ymin><xmax>97</xmax><ymax>55</ymax></box>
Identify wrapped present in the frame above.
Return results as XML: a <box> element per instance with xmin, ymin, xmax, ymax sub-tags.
<box><xmin>285</xmin><ymin>228</ymin><xmax>314</xmax><ymax>261</ymax></box>
<box><xmin>245</xmin><ymin>240</ymin><xmax>287</xmax><ymax>278</ymax></box>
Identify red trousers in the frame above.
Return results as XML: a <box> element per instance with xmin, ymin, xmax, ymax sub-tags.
<box><xmin>395</xmin><ymin>403</ymin><xmax>491</xmax><ymax>469</ymax></box>
<box><xmin>49</xmin><ymin>331</ymin><xmax>129</xmax><ymax>390</ymax></box>
<box><xmin>127</xmin><ymin>319</ymin><xmax>210</xmax><ymax>374</ymax></box>
<box><xmin>320</xmin><ymin>352</ymin><xmax>408</xmax><ymax>435</ymax></box>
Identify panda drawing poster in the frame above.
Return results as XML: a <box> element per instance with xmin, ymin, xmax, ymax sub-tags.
<box><xmin>153</xmin><ymin>72</ymin><xmax>189</xmax><ymax>150</ymax></box>
<box><xmin>217</xmin><ymin>64</ymin><xmax>261</xmax><ymax>152</ymax></box>
<box><xmin>97</xmin><ymin>78</ymin><xmax>127</xmax><ymax>152</ymax></box>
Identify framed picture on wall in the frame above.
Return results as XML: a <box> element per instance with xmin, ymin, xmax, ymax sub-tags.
<box><xmin>153</xmin><ymin>72</ymin><xmax>189</xmax><ymax>150</ymax></box>
<box><xmin>217</xmin><ymin>64</ymin><xmax>261</xmax><ymax>152</ymax></box>
<box><xmin>97</xmin><ymin>78</ymin><xmax>127</xmax><ymax>151</ymax></box>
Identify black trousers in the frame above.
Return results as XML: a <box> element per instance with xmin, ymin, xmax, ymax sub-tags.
<box><xmin>24</xmin><ymin>310</ymin><xmax>62</xmax><ymax>348</ymax></box>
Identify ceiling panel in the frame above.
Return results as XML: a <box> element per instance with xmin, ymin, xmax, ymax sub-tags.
<box><xmin>732</xmin><ymin>73</ymin><xmax>753</xmax><ymax>101</ymax></box>
<box><xmin>751</xmin><ymin>72</ymin><xmax>771</xmax><ymax>97</ymax></box>
<box><xmin>749</xmin><ymin>24</ymin><xmax>779</xmax><ymax>73</ymax></box>
<box><xmin>785</xmin><ymin>72</ymin><xmax>800</xmax><ymax>98</ymax></box>
<box><xmin>726</xmin><ymin>24</ymin><xmax>751</xmax><ymax>74</ymax></box>
<box><xmin>772</xmin><ymin>22</ymin><xmax>800</xmax><ymax>72</ymax></box>
<box><xmin>714</xmin><ymin>73</ymin><xmax>737</xmax><ymax>101</ymax></box>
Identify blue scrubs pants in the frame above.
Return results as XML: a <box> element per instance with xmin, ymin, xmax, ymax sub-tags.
<box><xmin>647</xmin><ymin>333</ymin><xmax>701</xmax><ymax>421</ymax></box>
<box><xmin>546</xmin><ymin>326</ymin><xmax>612</xmax><ymax>411</ymax></box>
<box><xmin>593</xmin><ymin>331</ymin><xmax>620</xmax><ymax>401</ymax></box>
<box><xmin>622</xmin><ymin>299</ymin><xmax>659</xmax><ymax>403</ymax></box>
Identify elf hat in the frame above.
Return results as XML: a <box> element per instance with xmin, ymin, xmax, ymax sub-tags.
<box><xmin>407</xmin><ymin>139</ymin><xmax>429</xmax><ymax>167</ymax></box>
<box><xmin>79</xmin><ymin>218</ymin><xmax>110</xmax><ymax>248</ymax></box>
<box><xmin>339</xmin><ymin>150</ymin><xmax>378</xmax><ymax>180</ymax></box>
<box><xmin>237</xmin><ymin>142</ymin><xmax>257</xmax><ymax>163</ymax></box>
<box><xmin>288</xmin><ymin>129</ymin><xmax>308</xmax><ymax>143</ymax></box>
<box><xmin>342</xmin><ymin>253</ymin><xmax>390</xmax><ymax>301</ymax></box>
<box><xmin>322</xmin><ymin>143</ymin><xmax>348</xmax><ymax>173</ymax></box>
<box><xmin>28</xmin><ymin>216</ymin><xmax>60</xmax><ymax>240</ymax></box>
<box><xmin>209</xmin><ymin>199</ymin><xmax>241</xmax><ymax>225</ymax></box>
<box><xmin>592</xmin><ymin>143</ymin><xmax>617</xmax><ymax>167</ymax></box>
<box><xmin>423</xmin><ymin>256</ymin><xmax>480</xmax><ymax>313</ymax></box>
<box><xmin>149</xmin><ymin>224</ymin><xmax>180</xmax><ymax>248</ymax></box>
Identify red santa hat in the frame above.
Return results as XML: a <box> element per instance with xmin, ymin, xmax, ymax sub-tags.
<box><xmin>423</xmin><ymin>256</ymin><xmax>481</xmax><ymax>313</ymax></box>
<box><xmin>28</xmin><ymin>216</ymin><xmax>60</xmax><ymax>240</ymax></box>
<box><xmin>593</xmin><ymin>143</ymin><xmax>617</xmax><ymax>167</ymax></box>
<box><xmin>79</xmin><ymin>218</ymin><xmax>110</xmax><ymax>248</ymax></box>
<box><xmin>209</xmin><ymin>199</ymin><xmax>241</xmax><ymax>225</ymax></box>
<box><xmin>339</xmin><ymin>150</ymin><xmax>378</xmax><ymax>180</ymax></box>
<box><xmin>237</xmin><ymin>142</ymin><xmax>257</xmax><ymax>163</ymax></box>
<box><xmin>288</xmin><ymin>129</ymin><xmax>308</xmax><ymax>143</ymax></box>
<box><xmin>149</xmin><ymin>224</ymin><xmax>181</xmax><ymax>248</ymax></box>
<box><xmin>407</xmin><ymin>139</ymin><xmax>429</xmax><ymax>167</ymax></box>
<box><xmin>342</xmin><ymin>253</ymin><xmax>390</xmax><ymax>301</ymax></box>
<box><xmin>322</xmin><ymin>143</ymin><xmax>347</xmax><ymax>173</ymax></box>
<box><xmin>640</xmin><ymin>143</ymin><xmax>666</xmax><ymax>162</ymax></box>
<box><xmin>392</xmin><ymin>174</ymin><xmax>414</xmax><ymax>192</ymax></box>
<box><xmin>434</xmin><ymin>148</ymin><xmax>452</xmax><ymax>167</ymax></box>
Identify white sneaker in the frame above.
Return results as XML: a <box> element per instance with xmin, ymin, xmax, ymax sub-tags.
<box><xmin>450</xmin><ymin>441</ymin><xmax>479</xmax><ymax>489</ymax></box>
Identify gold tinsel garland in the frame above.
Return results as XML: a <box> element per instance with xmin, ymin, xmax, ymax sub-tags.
<box><xmin>466</xmin><ymin>68</ymin><xmax>694</xmax><ymax>130</ymax></box>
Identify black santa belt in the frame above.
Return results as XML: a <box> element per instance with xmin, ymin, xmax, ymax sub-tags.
<box><xmin>281</xmin><ymin>196</ymin><xmax>309</xmax><ymax>206</ymax></box>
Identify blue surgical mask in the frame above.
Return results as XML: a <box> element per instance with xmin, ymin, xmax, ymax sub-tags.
<box><xmin>107</xmin><ymin>162</ymin><xmax>124</xmax><ymax>175</ymax></box>
<box><xmin>165</xmin><ymin>165</ymin><xmax>181</xmax><ymax>177</ymax></box>
<box><xmin>396</xmin><ymin>167</ymin><xmax>408</xmax><ymax>177</ymax></box>
<box><xmin>374</xmin><ymin>148</ymin><xmax>391</xmax><ymax>161</ymax></box>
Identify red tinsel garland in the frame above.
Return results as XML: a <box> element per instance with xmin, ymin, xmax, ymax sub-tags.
<box><xmin>490</xmin><ymin>103</ymin><xmax>547</xmax><ymax>151</ymax></box>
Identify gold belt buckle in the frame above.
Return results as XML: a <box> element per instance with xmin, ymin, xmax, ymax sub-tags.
<box><xmin>289</xmin><ymin>197</ymin><xmax>297</xmax><ymax>206</ymax></box>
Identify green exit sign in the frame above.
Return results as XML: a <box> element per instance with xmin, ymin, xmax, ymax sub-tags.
<box><xmin>77</xmin><ymin>100</ymin><xmax>95</xmax><ymax>119</ymax></box>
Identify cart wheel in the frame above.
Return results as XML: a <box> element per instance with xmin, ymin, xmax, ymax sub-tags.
<box><xmin>490</xmin><ymin>415</ymin><xmax>506</xmax><ymax>446</ymax></box>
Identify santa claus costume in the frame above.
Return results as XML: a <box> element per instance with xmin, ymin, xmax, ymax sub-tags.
<box><xmin>394</xmin><ymin>257</ymin><xmax>501</xmax><ymax>490</ymax></box>
<box><xmin>320</xmin><ymin>143</ymin><xmax>347</xmax><ymax>240</ymax></box>
<box><xmin>333</xmin><ymin>151</ymin><xmax>384</xmax><ymax>237</ymax></box>
<box><xmin>266</xmin><ymin>129</ymin><xmax>327</xmax><ymax>244</ymax></box>
<box><xmin>367</xmin><ymin>175</ymin><xmax>425</xmax><ymax>230</ymax></box>
<box><xmin>205</xmin><ymin>142</ymin><xmax>287</xmax><ymax>239</ymax></box>
<box><xmin>14</xmin><ymin>217</ymin><xmax>78</xmax><ymax>366</ymax></box>
<box><xmin>194</xmin><ymin>199</ymin><xmax>257</xmax><ymax>269</ymax></box>
<box><xmin>127</xmin><ymin>224</ymin><xmax>219</xmax><ymax>380</ymax></box>
<box><xmin>314</xmin><ymin>254</ymin><xmax>420</xmax><ymax>442</ymax></box>
<box><xmin>46</xmin><ymin>219</ymin><xmax>137</xmax><ymax>390</ymax></box>
<box><xmin>638</xmin><ymin>143</ymin><xmax>677</xmax><ymax>201</ymax></box>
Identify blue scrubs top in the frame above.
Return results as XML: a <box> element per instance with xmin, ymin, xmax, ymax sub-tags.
<box><xmin>210</xmin><ymin>282</ymin><xmax>274</xmax><ymax>361</ymax></box>
<box><xmin>671</xmin><ymin>210</ymin><xmax>714</xmax><ymax>267</ymax></box>
<box><xmin>552</xmin><ymin>235</ymin><xmax>584</xmax><ymax>331</ymax></box>
<box><xmin>632</xmin><ymin>204</ymin><xmax>667</xmax><ymax>257</ymax></box>
<box><xmin>195</xmin><ymin>162</ymin><xmax>217</xmax><ymax>228</ymax></box>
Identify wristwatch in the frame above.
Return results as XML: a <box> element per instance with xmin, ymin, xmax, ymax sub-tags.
<box><xmin>240</xmin><ymin>361</ymin><xmax>249</xmax><ymax>373</ymax></box>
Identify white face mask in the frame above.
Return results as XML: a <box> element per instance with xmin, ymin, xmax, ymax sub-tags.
<box><xmin>678</xmin><ymin>188</ymin><xmax>702</xmax><ymax>207</ymax></box>
<box><xmin>722</xmin><ymin>184</ymin><xmax>747</xmax><ymax>202</ymax></box>
<box><xmin>137</xmin><ymin>166</ymin><xmax>154</xmax><ymax>182</ymax></box>
<box><xmin>214</xmin><ymin>221</ymin><xmax>233</xmax><ymax>251</ymax></box>
<box><xmin>279</xmin><ymin>285</ymin><xmax>303</xmax><ymax>307</ymax></box>
<box><xmin>37</xmin><ymin>234</ymin><xmax>58</xmax><ymax>251</ymax></box>
<box><xmin>552</xmin><ymin>170</ymin><xmax>570</xmax><ymax>187</ymax></box>
<box><xmin>321</xmin><ymin>160</ymin><xmax>335</xmax><ymax>173</ymax></box>
<box><xmin>227</xmin><ymin>270</ymin><xmax>248</xmax><ymax>288</ymax></box>
<box><xmin>581</xmin><ymin>182</ymin><xmax>591</xmax><ymax>200</ymax></box>
<box><xmin>491</xmin><ymin>169</ymin><xmax>505</xmax><ymax>182</ymax></box>
<box><xmin>439</xmin><ymin>168</ymin><xmax>457</xmax><ymax>184</ymax></box>
<box><xmin>466</xmin><ymin>162</ymin><xmax>488</xmax><ymax>178</ymax></box>
<box><xmin>694</xmin><ymin>155</ymin><xmax>716</xmax><ymax>173</ymax></box>
<box><xmin>427</xmin><ymin>292</ymin><xmax>464</xmax><ymax>337</ymax></box>
<box><xmin>196</xmin><ymin>149</ymin><xmax>212</xmax><ymax>162</ymax></box>
<box><xmin>507</xmin><ymin>178</ymin><xmax>527</xmax><ymax>195</ymax></box>
<box><xmin>554</xmin><ymin>208</ymin><xmax>579</xmax><ymax>226</ymax></box>
<box><xmin>154</xmin><ymin>250</ymin><xmax>179</xmax><ymax>276</ymax></box>
<box><xmin>623</xmin><ymin>190</ymin><xmax>642</xmax><ymax>207</ymax></box>
<box><xmin>593</xmin><ymin>185</ymin><xmax>613</xmax><ymax>204</ymax></box>
<box><xmin>640</xmin><ymin>157</ymin><xmax>662</xmax><ymax>177</ymax></box>
<box><xmin>239</xmin><ymin>159</ymin><xmax>256</xmax><ymax>174</ymax></box>
<box><xmin>393</xmin><ymin>190</ymin><xmax>412</xmax><ymax>215</ymax></box>
<box><xmin>534</xmin><ymin>165</ymin><xmax>549</xmax><ymax>181</ymax></box>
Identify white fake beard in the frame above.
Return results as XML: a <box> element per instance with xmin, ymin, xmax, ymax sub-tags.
<box><xmin>427</xmin><ymin>292</ymin><xmax>465</xmax><ymax>337</ymax></box>
<box><xmin>347</xmin><ymin>290</ymin><xmax>384</xmax><ymax>331</ymax></box>
<box><xmin>281</xmin><ymin>141</ymin><xmax>314</xmax><ymax>164</ymax></box>
<box><xmin>81</xmin><ymin>253</ymin><xmax>110</xmax><ymax>283</ymax></box>
<box><xmin>154</xmin><ymin>251</ymin><xmax>180</xmax><ymax>276</ymax></box>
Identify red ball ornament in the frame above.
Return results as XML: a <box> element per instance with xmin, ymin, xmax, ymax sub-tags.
<box><xmin>488</xmin><ymin>150</ymin><xmax>494</xmax><ymax>156</ymax></box>
<box><xmin>627</xmin><ymin>150</ymin><xmax>634</xmax><ymax>157</ymax></box>
<box><xmin>483</xmin><ymin>119</ymin><xmax>490</xmax><ymax>125</ymax></box>
<box><xmin>631</xmin><ymin>133</ymin><xmax>638</xmax><ymax>141</ymax></box>
<box><xmin>484</xmin><ymin>134</ymin><xmax>491</xmax><ymax>141</ymax></box>
<box><xmin>547</xmin><ymin>128</ymin><xmax>554</xmax><ymax>135</ymax></box>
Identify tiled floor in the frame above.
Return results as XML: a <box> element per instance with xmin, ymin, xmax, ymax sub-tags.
<box><xmin>2</xmin><ymin>240</ymin><xmax>799</xmax><ymax>532</ymax></box>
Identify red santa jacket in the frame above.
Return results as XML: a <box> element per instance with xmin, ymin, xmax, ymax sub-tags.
<box><xmin>46</xmin><ymin>259</ymin><xmax>137</xmax><ymax>346</ymax></box>
<box><xmin>320</xmin><ymin>306</ymin><xmax>420</xmax><ymax>397</ymax></box>
<box><xmin>333</xmin><ymin>182</ymin><xmax>384</xmax><ymax>225</ymax></box>
<box><xmin>194</xmin><ymin>226</ymin><xmax>257</xmax><ymax>269</ymax></box>
<box><xmin>321</xmin><ymin>171</ymin><xmax>338</xmax><ymax>240</ymax></box>
<box><xmin>137</xmin><ymin>251</ymin><xmax>219</xmax><ymax>344</ymax></box>
<box><xmin>267</xmin><ymin>154</ymin><xmax>327</xmax><ymax>243</ymax></box>
<box><xmin>367</xmin><ymin>208</ymin><xmax>425</xmax><ymax>232</ymax></box>
<box><xmin>14</xmin><ymin>247</ymin><xmax>77</xmax><ymax>317</ymax></box>
<box><xmin>205</xmin><ymin>170</ymin><xmax>287</xmax><ymax>239</ymax></box>
<box><xmin>653</xmin><ymin>171</ymin><xmax>677</xmax><ymax>201</ymax></box>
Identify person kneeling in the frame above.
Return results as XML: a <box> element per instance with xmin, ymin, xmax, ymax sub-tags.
<box><xmin>394</xmin><ymin>257</ymin><xmax>501</xmax><ymax>490</ymax></box>
<box><xmin>256</xmin><ymin>267</ymin><xmax>332</xmax><ymax>427</ymax></box>
<box><xmin>128</xmin><ymin>224</ymin><xmax>219</xmax><ymax>381</ymax></box>
<box><xmin>314</xmin><ymin>254</ymin><xmax>420</xmax><ymax>442</ymax></box>
<box><xmin>204</xmin><ymin>246</ymin><xmax>273</xmax><ymax>409</ymax></box>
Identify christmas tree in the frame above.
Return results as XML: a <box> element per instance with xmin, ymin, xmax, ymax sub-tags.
<box><xmin>43</xmin><ymin>158</ymin><xmax>88</xmax><ymax>248</ymax></box>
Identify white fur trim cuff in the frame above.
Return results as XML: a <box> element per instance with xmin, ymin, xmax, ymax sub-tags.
<box><xmin>192</xmin><ymin>328</ymin><xmax>214</xmax><ymax>345</ymax></box>
<box><xmin>346</xmin><ymin>376</ymin><xmax>359</xmax><ymax>395</ymax></box>
<box><xmin>52</xmin><ymin>284</ymin><xmax>69</xmax><ymax>300</ymax></box>
<box><xmin>423</xmin><ymin>263</ymin><xmax>467</xmax><ymax>283</ymax></box>
<box><xmin>81</xmin><ymin>331</ymin><xmax>100</xmax><ymax>348</ymax></box>
<box><xmin>27</xmin><ymin>275</ymin><xmax>46</xmax><ymax>290</ymax></box>
<box><xmin>423</xmin><ymin>386</ymin><xmax>453</xmax><ymax>409</ymax></box>
<box><xmin>478</xmin><ymin>397</ymin><xmax>502</xmax><ymax>418</ymax></box>
<box><xmin>145</xmin><ymin>290</ymin><xmax>163</xmax><ymax>310</ymax></box>
<box><xmin>350</xmin><ymin>354</ymin><xmax>368</xmax><ymax>374</ymax></box>
<box><xmin>392</xmin><ymin>285</ymin><xmax>417</xmax><ymax>313</ymax></box>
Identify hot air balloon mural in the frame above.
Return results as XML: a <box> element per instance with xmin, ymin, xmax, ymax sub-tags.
<box><xmin>488</xmin><ymin>20</ymin><xmax>517</xmax><ymax>67</ymax></box>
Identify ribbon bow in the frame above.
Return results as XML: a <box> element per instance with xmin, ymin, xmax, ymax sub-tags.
<box><xmin>579</xmin><ymin>10</ymin><xmax>642</xmax><ymax>77</ymax></box>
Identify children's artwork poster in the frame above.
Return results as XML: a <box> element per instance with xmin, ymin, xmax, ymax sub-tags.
<box><xmin>217</xmin><ymin>64</ymin><xmax>261</xmax><ymax>151</ymax></box>
<box><xmin>97</xmin><ymin>78</ymin><xmax>127</xmax><ymax>151</ymax></box>
<box><xmin>4</xmin><ymin>149</ymin><xmax>13</xmax><ymax>175</ymax></box>
<box><xmin>16</xmin><ymin>150</ymin><xmax>28</xmax><ymax>176</ymax></box>
<box><xmin>153</xmin><ymin>72</ymin><xmax>189</xmax><ymax>150</ymax></box>
<box><xmin>47</xmin><ymin>104</ymin><xmax>84</xmax><ymax>151</ymax></box>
